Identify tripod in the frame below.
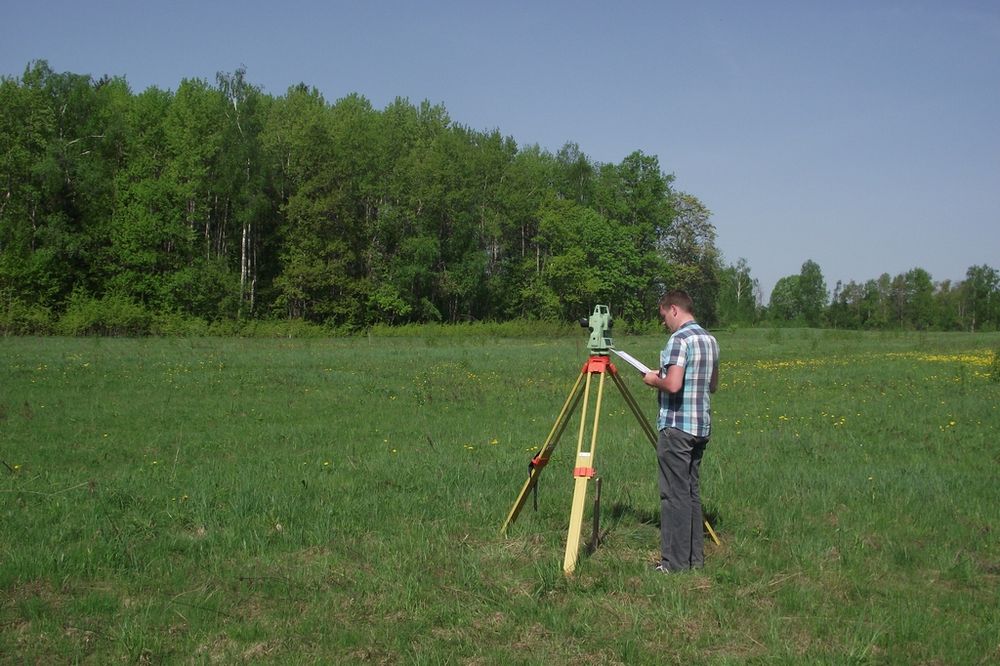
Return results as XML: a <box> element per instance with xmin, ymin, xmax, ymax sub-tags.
<box><xmin>500</xmin><ymin>353</ymin><xmax>720</xmax><ymax>574</ymax></box>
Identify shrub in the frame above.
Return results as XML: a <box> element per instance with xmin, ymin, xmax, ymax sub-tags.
<box><xmin>57</xmin><ymin>292</ymin><xmax>153</xmax><ymax>336</ymax></box>
<box><xmin>365</xmin><ymin>318</ymin><xmax>577</xmax><ymax>339</ymax></box>
<box><xmin>0</xmin><ymin>297</ymin><xmax>54</xmax><ymax>335</ymax></box>
<box><xmin>150</xmin><ymin>312</ymin><xmax>210</xmax><ymax>336</ymax></box>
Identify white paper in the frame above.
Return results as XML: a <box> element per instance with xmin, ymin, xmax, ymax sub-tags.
<box><xmin>611</xmin><ymin>349</ymin><xmax>653</xmax><ymax>375</ymax></box>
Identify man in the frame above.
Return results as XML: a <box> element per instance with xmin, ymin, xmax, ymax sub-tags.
<box><xmin>642</xmin><ymin>290</ymin><xmax>719</xmax><ymax>572</ymax></box>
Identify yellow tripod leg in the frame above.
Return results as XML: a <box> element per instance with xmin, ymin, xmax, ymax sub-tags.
<box><xmin>705</xmin><ymin>517</ymin><xmax>721</xmax><ymax>546</ymax></box>
<box><xmin>563</xmin><ymin>370</ymin><xmax>606</xmax><ymax>574</ymax></box>
<box><xmin>563</xmin><ymin>451</ymin><xmax>593</xmax><ymax>574</ymax></box>
<box><xmin>500</xmin><ymin>369</ymin><xmax>587</xmax><ymax>535</ymax></box>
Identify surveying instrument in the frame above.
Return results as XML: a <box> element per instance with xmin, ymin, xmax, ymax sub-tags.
<box><xmin>500</xmin><ymin>304</ymin><xmax>719</xmax><ymax>574</ymax></box>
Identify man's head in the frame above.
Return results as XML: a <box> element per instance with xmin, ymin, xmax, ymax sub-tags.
<box><xmin>658</xmin><ymin>290</ymin><xmax>695</xmax><ymax>332</ymax></box>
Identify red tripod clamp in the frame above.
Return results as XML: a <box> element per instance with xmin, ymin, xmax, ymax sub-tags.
<box><xmin>582</xmin><ymin>355</ymin><xmax>617</xmax><ymax>374</ymax></box>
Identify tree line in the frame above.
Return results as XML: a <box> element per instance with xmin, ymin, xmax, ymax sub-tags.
<box><xmin>768</xmin><ymin>260</ymin><xmax>1000</xmax><ymax>332</ymax></box>
<box><xmin>1</xmin><ymin>61</ymin><xmax>738</xmax><ymax>334</ymax></box>
<box><xmin>1</xmin><ymin>62</ymin><xmax>994</xmax><ymax>335</ymax></box>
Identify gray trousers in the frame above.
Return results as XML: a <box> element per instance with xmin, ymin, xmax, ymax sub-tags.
<box><xmin>658</xmin><ymin>427</ymin><xmax>708</xmax><ymax>571</ymax></box>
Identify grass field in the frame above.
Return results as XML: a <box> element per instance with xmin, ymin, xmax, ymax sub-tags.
<box><xmin>2</xmin><ymin>328</ymin><xmax>998</xmax><ymax>663</ymax></box>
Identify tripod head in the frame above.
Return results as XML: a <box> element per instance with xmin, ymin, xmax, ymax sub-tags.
<box><xmin>579</xmin><ymin>304</ymin><xmax>613</xmax><ymax>354</ymax></box>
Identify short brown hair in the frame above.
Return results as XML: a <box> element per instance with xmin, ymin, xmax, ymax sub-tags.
<box><xmin>658</xmin><ymin>290</ymin><xmax>694</xmax><ymax>314</ymax></box>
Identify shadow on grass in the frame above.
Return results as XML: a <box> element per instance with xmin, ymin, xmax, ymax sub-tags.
<box><xmin>583</xmin><ymin>502</ymin><xmax>658</xmax><ymax>555</ymax></box>
<box><xmin>585</xmin><ymin>502</ymin><xmax>725</xmax><ymax>554</ymax></box>
<box><xmin>606</xmin><ymin>501</ymin><xmax>658</xmax><ymax>526</ymax></box>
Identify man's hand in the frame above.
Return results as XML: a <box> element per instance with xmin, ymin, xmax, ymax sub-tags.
<box><xmin>645</xmin><ymin>366</ymin><xmax>685</xmax><ymax>393</ymax></box>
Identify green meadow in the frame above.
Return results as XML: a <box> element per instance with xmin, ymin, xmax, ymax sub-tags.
<box><xmin>2</xmin><ymin>329</ymin><xmax>998</xmax><ymax>663</ymax></box>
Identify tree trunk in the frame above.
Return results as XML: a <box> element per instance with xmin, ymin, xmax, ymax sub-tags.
<box><xmin>239</xmin><ymin>221</ymin><xmax>250</xmax><ymax>318</ymax></box>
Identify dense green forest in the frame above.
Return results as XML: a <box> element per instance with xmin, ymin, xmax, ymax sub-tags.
<box><xmin>1</xmin><ymin>62</ymin><xmax>997</xmax><ymax>334</ymax></box>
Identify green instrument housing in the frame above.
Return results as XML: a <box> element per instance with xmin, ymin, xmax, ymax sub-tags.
<box><xmin>580</xmin><ymin>304</ymin><xmax>613</xmax><ymax>355</ymax></box>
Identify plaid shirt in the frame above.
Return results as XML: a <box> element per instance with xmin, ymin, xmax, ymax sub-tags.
<box><xmin>657</xmin><ymin>321</ymin><xmax>719</xmax><ymax>437</ymax></box>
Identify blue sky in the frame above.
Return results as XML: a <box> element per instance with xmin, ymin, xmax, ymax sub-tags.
<box><xmin>3</xmin><ymin>1</ymin><xmax>998</xmax><ymax>301</ymax></box>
